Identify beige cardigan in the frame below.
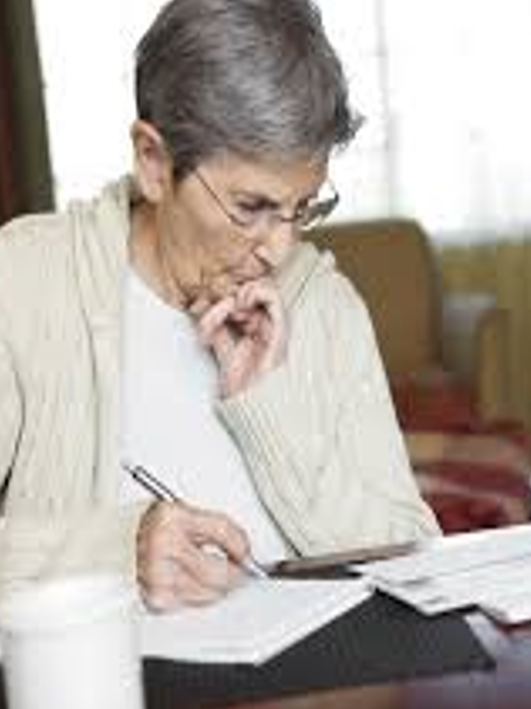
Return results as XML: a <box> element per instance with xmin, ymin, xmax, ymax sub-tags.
<box><xmin>0</xmin><ymin>178</ymin><xmax>439</xmax><ymax>597</ymax></box>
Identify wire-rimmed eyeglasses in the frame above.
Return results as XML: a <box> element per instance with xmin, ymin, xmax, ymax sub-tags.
<box><xmin>194</xmin><ymin>169</ymin><xmax>339</xmax><ymax>234</ymax></box>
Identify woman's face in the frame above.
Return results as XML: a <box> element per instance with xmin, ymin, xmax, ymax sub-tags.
<box><xmin>154</xmin><ymin>152</ymin><xmax>328</xmax><ymax>307</ymax></box>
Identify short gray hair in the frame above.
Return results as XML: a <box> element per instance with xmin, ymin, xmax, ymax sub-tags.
<box><xmin>135</xmin><ymin>0</ymin><xmax>362</xmax><ymax>180</ymax></box>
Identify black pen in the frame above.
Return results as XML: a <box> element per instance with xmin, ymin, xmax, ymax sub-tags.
<box><xmin>122</xmin><ymin>461</ymin><xmax>268</xmax><ymax>579</ymax></box>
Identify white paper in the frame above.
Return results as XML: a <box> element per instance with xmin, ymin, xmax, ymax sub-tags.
<box><xmin>479</xmin><ymin>584</ymin><xmax>531</xmax><ymax>625</ymax></box>
<box><xmin>371</xmin><ymin>554</ymin><xmax>531</xmax><ymax>615</ymax></box>
<box><xmin>351</xmin><ymin>524</ymin><xmax>531</xmax><ymax>620</ymax></box>
<box><xmin>139</xmin><ymin>578</ymin><xmax>371</xmax><ymax>665</ymax></box>
<box><xmin>352</xmin><ymin>524</ymin><xmax>531</xmax><ymax>587</ymax></box>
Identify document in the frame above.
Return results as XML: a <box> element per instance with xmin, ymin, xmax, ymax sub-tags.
<box><xmin>351</xmin><ymin>523</ymin><xmax>531</xmax><ymax>622</ymax></box>
<box><xmin>139</xmin><ymin>577</ymin><xmax>371</xmax><ymax>665</ymax></box>
<box><xmin>479</xmin><ymin>584</ymin><xmax>531</xmax><ymax>625</ymax></box>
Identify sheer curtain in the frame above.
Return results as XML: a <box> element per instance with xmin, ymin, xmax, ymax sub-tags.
<box><xmin>34</xmin><ymin>0</ymin><xmax>531</xmax><ymax>241</ymax></box>
<box><xmin>322</xmin><ymin>0</ymin><xmax>531</xmax><ymax>241</ymax></box>
<box><xmin>382</xmin><ymin>0</ymin><xmax>531</xmax><ymax>241</ymax></box>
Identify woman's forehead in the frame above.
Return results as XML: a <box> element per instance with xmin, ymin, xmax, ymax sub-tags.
<box><xmin>199</xmin><ymin>152</ymin><xmax>329</xmax><ymax>197</ymax></box>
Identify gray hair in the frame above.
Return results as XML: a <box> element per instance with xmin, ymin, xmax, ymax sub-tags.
<box><xmin>135</xmin><ymin>0</ymin><xmax>362</xmax><ymax>180</ymax></box>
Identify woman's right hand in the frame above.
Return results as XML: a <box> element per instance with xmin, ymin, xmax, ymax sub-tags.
<box><xmin>136</xmin><ymin>500</ymin><xmax>251</xmax><ymax>611</ymax></box>
<box><xmin>195</xmin><ymin>278</ymin><xmax>288</xmax><ymax>398</ymax></box>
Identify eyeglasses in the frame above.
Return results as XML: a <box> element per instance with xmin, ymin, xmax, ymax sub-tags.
<box><xmin>193</xmin><ymin>169</ymin><xmax>339</xmax><ymax>234</ymax></box>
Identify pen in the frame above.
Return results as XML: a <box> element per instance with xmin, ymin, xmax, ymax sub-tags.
<box><xmin>121</xmin><ymin>461</ymin><xmax>268</xmax><ymax>579</ymax></box>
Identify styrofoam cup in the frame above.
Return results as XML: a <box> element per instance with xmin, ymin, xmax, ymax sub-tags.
<box><xmin>0</xmin><ymin>574</ymin><xmax>144</xmax><ymax>709</ymax></box>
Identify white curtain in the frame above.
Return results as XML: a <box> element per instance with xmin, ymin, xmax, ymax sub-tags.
<box><xmin>33</xmin><ymin>0</ymin><xmax>157</xmax><ymax>204</ymax></box>
<box><xmin>34</xmin><ymin>0</ymin><xmax>531</xmax><ymax>243</ymax></box>
<box><xmin>321</xmin><ymin>0</ymin><xmax>531</xmax><ymax>242</ymax></box>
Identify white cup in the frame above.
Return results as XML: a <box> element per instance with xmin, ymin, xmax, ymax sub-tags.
<box><xmin>0</xmin><ymin>574</ymin><xmax>144</xmax><ymax>709</ymax></box>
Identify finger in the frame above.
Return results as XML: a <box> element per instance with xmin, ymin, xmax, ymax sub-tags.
<box><xmin>188</xmin><ymin>508</ymin><xmax>251</xmax><ymax>566</ymax></box>
<box><xmin>178</xmin><ymin>544</ymin><xmax>244</xmax><ymax>597</ymax></box>
<box><xmin>196</xmin><ymin>298</ymin><xmax>242</xmax><ymax>367</ymax></box>
<box><xmin>228</xmin><ymin>306</ymin><xmax>262</xmax><ymax>332</ymax></box>
<box><xmin>207</xmin><ymin>325</ymin><xmax>235</xmax><ymax>364</ymax></box>
<box><xmin>138</xmin><ymin>555</ymin><xmax>182</xmax><ymax>612</ymax></box>
<box><xmin>140</xmin><ymin>558</ymin><xmax>228</xmax><ymax>611</ymax></box>
<box><xmin>187</xmin><ymin>295</ymin><xmax>212</xmax><ymax>319</ymax></box>
<box><xmin>137</xmin><ymin>501</ymin><xmax>187</xmax><ymax>560</ymax></box>
<box><xmin>196</xmin><ymin>296</ymin><xmax>236</xmax><ymax>345</ymax></box>
<box><xmin>235</xmin><ymin>281</ymin><xmax>286</xmax><ymax>339</ymax></box>
<box><xmin>235</xmin><ymin>279</ymin><xmax>281</xmax><ymax>312</ymax></box>
<box><xmin>137</xmin><ymin>503</ymin><xmax>246</xmax><ymax>610</ymax></box>
<box><xmin>136</xmin><ymin>503</ymin><xmax>190</xmax><ymax>605</ymax></box>
<box><xmin>235</xmin><ymin>281</ymin><xmax>288</xmax><ymax>361</ymax></box>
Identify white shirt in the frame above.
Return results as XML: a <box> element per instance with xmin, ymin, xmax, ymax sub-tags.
<box><xmin>120</xmin><ymin>270</ymin><xmax>288</xmax><ymax>562</ymax></box>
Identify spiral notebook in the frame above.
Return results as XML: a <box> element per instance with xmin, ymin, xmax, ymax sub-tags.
<box><xmin>139</xmin><ymin>578</ymin><xmax>371</xmax><ymax>665</ymax></box>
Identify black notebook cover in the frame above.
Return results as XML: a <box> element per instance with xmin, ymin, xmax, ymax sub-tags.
<box><xmin>142</xmin><ymin>592</ymin><xmax>494</xmax><ymax>709</ymax></box>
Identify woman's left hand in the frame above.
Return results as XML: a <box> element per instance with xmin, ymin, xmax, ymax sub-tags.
<box><xmin>195</xmin><ymin>279</ymin><xmax>288</xmax><ymax>397</ymax></box>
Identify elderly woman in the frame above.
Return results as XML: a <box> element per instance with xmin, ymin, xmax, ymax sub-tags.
<box><xmin>0</xmin><ymin>0</ymin><xmax>439</xmax><ymax>610</ymax></box>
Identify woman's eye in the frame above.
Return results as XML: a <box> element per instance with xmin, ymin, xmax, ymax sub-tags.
<box><xmin>294</xmin><ymin>199</ymin><xmax>310</xmax><ymax>218</ymax></box>
<box><xmin>235</xmin><ymin>201</ymin><xmax>266</xmax><ymax>216</ymax></box>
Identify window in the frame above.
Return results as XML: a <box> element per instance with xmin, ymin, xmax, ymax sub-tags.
<box><xmin>33</xmin><ymin>0</ymin><xmax>158</xmax><ymax>204</ymax></box>
<box><xmin>34</xmin><ymin>0</ymin><xmax>531</xmax><ymax>241</ymax></box>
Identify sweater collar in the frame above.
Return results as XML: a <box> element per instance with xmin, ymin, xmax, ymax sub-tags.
<box><xmin>68</xmin><ymin>176</ymin><xmax>134</xmax><ymax>327</ymax></box>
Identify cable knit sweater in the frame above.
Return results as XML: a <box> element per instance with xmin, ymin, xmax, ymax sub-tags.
<box><xmin>0</xmin><ymin>178</ymin><xmax>439</xmax><ymax>598</ymax></box>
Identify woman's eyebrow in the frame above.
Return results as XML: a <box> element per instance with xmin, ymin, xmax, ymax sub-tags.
<box><xmin>231</xmin><ymin>189</ymin><xmax>282</xmax><ymax>209</ymax></box>
<box><xmin>231</xmin><ymin>187</ymin><xmax>317</xmax><ymax>209</ymax></box>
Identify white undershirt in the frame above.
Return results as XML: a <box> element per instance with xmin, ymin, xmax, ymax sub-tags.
<box><xmin>120</xmin><ymin>269</ymin><xmax>288</xmax><ymax>563</ymax></box>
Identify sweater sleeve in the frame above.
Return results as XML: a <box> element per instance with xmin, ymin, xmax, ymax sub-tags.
<box><xmin>0</xmin><ymin>502</ymin><xmax>149</xmax><ymax>601</ymax></box>
<box><xmin>217</xmin><ymin>269</ymin><xmax>440</xmax><ymax>555</ymax></box>
<box><xmin>0</xmin><ymin>269</ymin><xmax>147</xmax><ymax>600</ymax></box>
<box><xmin>0</xmin><ymin>209</ymin><xmax>152</xmax><ymax>599</ymax></box>
<box><xmin>0</xmin><ymin>328</ymin><xmax>147</xmax><ymax>597</ymax></box>
<box><xmin>0</xmin><ymin>330</ymin><xmax>22</xmax><ymax>493</ymax></box>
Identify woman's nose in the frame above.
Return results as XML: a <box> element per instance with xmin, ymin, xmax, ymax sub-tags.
<box><xmin>254</xmin><ymin>222</ymin><xmax>298</xmax><ymax>268</ymax></box>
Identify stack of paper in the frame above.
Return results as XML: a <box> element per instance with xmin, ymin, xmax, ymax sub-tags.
<box><xmin>351</xmin><ymin>523</ymin><xmax>531</xmax><ymax>624</ymax></box>
<box><xmin>479</xmin><ymin>586</ymin><xmax>531</xmax><ymax>625</ymax></box>
<box><xmin>140</xmin><ymin>577</ymin><xmax>371</xmax><ymax>665</ymax></box>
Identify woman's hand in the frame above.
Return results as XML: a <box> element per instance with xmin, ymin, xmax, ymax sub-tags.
<box><xmin>195</xmin><ymin>278</ymin><xmax>288</xmax><ymax>398</ymax></box>
<box><xmin>137</xmin><ymin>500</ymin><xmax>251</xmax><ymax>611</ymax></box>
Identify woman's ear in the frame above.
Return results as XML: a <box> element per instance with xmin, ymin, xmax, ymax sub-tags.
<box><xmin>130</xmin><ymin>120</ymin><xmax>173</xmax><ymax>203</ymax></box>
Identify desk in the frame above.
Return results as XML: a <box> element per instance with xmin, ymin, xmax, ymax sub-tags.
<box><xmin>2</xmin><ymin>612</ymin><xmax>529</xmax><ymax>709</ymax></box>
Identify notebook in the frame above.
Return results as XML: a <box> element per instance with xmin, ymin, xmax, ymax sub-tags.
<box><xmin>139</xmin><ymin>577</ymin><xmax>371</xmax><ymax>665</ymax></box>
